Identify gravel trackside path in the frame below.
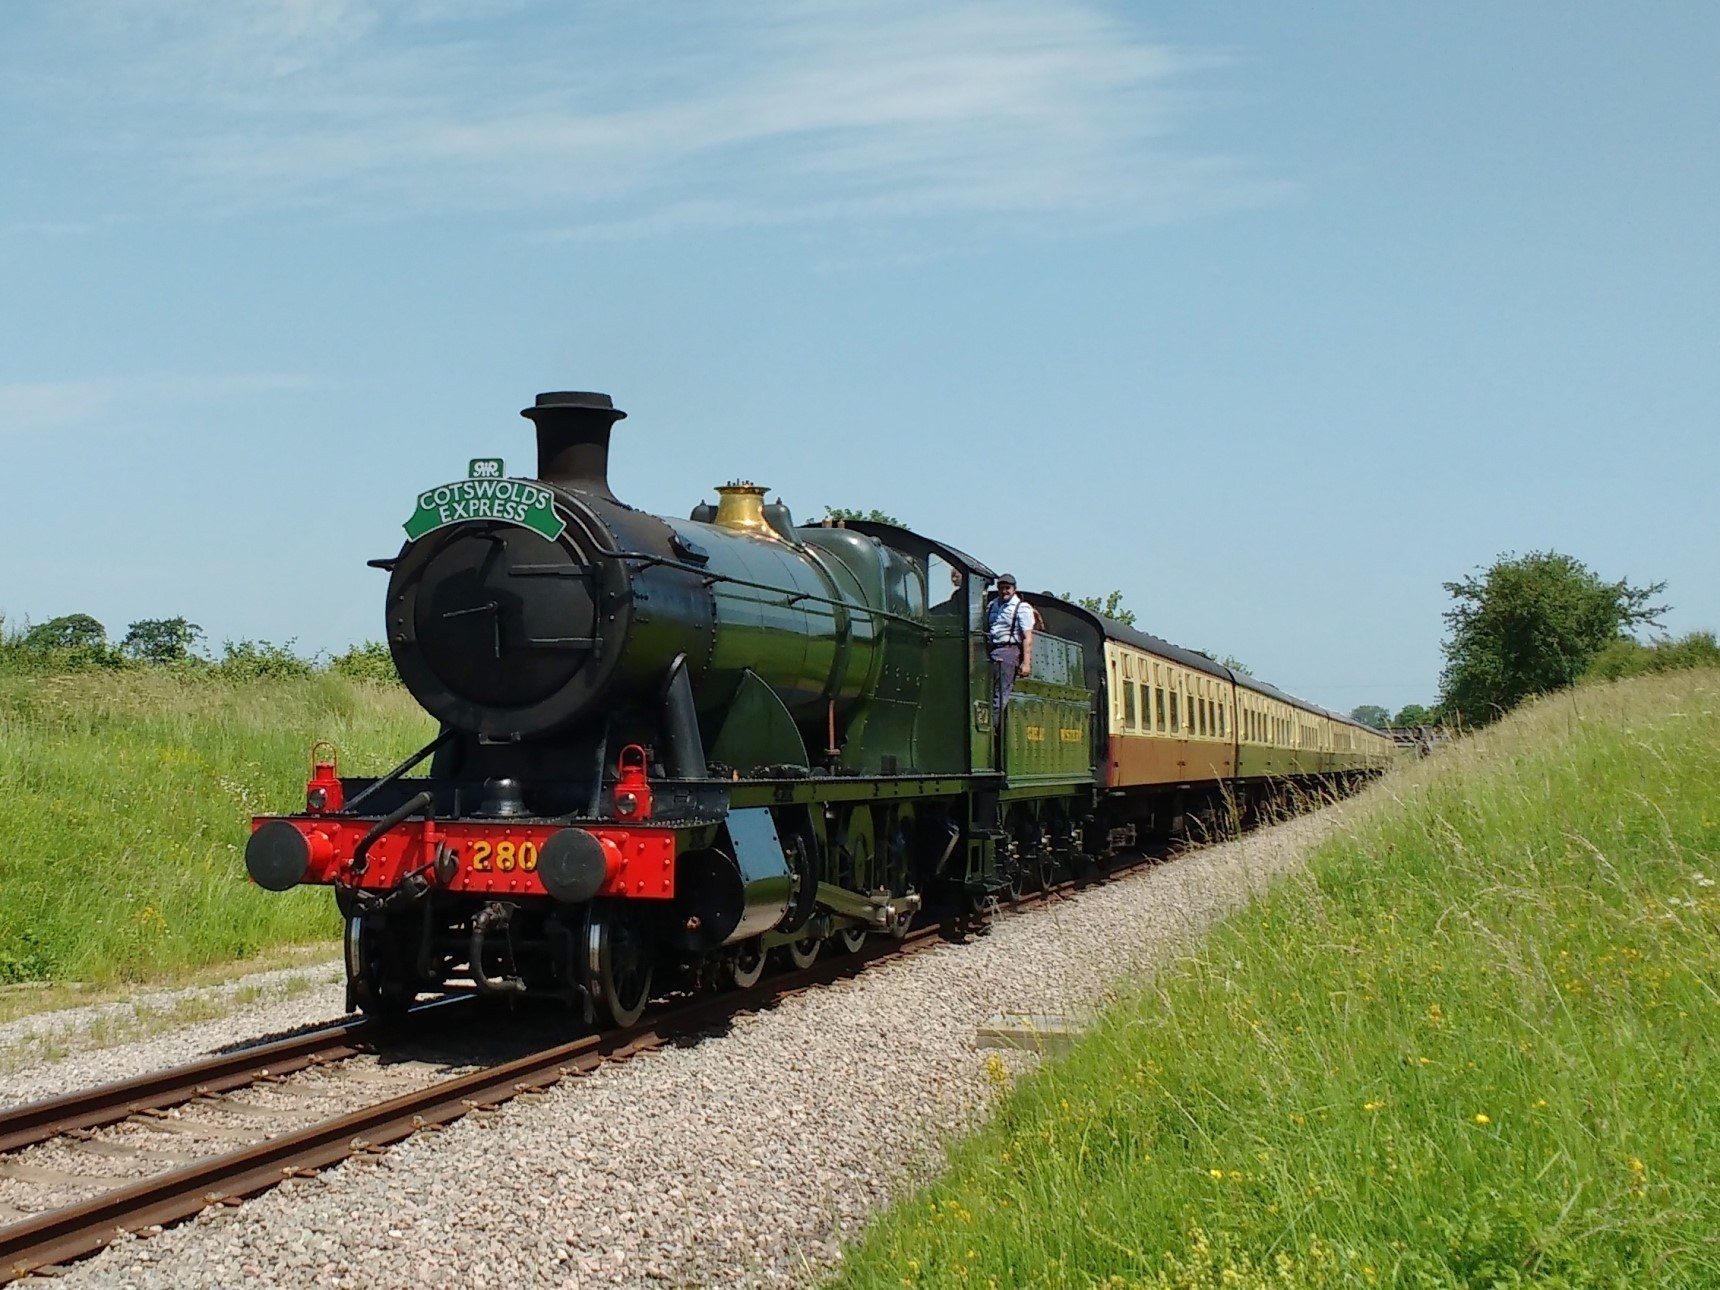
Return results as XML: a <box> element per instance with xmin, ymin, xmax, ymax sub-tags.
<box><xmin>0</xmin><ymin>962</ymin><xmax>347</xmax><ymax>1102</ymax></box>
<box><xmin>31</xmin><ymin>806</ymin><xmax>1354</xmax><ymax>1289</ymax></box>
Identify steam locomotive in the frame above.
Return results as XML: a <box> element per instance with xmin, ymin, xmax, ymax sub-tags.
<box><xmin>245</xmin><ymin>390</ymin><xmax>1394</xmax><ymax>1024</ymax></box>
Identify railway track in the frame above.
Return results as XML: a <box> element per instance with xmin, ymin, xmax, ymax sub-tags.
<box><xmin>0</xmin><ymin>851</ymin><xmax>1158</xmax><ymax>1283</ymax></box>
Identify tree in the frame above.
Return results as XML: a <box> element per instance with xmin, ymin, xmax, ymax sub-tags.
<box><xmin>1215</xmin><ymin>654</ymin><xmax>1253</xmax><ymax>677</ymax></box>
<box><xmin>824</xmin><ymin>505</ymin><xmax>903</xmax><ymax>525</ymax></box>
<box><xmin>24</xmin><ymin>613</ymin><xmax>107</xmax><ymax>651</ymax></box>
<box><xmin>122</xmin><ymin>617</ymin><xmax>204</xmax><ymax>664</ymax></box>
<box><xmin>1349</xmin><ymin>704</ymin><xmax>1390</xmax><ymax>729</ymax></box>
<box><xmin>1061</xmin><ymin>590</ymin><xmax>1137</xmax><ymax>628</ymax></box>
<box><xmin>1392</xmin><ymin>703</ymin><xmax>1435</xmax><ymax>727</ymax></box>
<box><xmin>1438</xmin><ymin>551</ymin><xmax>1667</xmax><ymax>722</ymax></box>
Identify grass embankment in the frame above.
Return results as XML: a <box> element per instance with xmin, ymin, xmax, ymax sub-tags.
<box><xmin>0</xmin><ymin>671</ymin><xmax>433</xmax><ymax>994</ymax></box>
<box><xmin>837</xmin><ymin>671</ymin><xmax>1720</xmax><ymax>1287</ymax></box>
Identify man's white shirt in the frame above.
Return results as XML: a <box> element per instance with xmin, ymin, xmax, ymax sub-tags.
<box><xmin>985</xmin><ymin>595</ymin><xmax>1036</xmax><ymax>647</ymax></box>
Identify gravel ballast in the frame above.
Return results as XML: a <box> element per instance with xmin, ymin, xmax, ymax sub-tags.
<box><xmin>21</xmin><ymin>807</ymin><xmax>1355</xmax><ymax>1288</ymax></box>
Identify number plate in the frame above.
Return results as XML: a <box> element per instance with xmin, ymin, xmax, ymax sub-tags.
<box><xmin>465</xmin><ymin>838</ymin><xmax>541</xmax><ymax>874</ymax></box>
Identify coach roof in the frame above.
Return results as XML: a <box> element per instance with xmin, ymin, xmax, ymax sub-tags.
<box><xmin>1093</xmin><ymin>613</ymin><xmax>1374</xmax><ymax>733</ymax></box>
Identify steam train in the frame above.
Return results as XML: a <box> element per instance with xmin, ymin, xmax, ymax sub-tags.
<box><xmin>245</xmin><ymin>390</ymin><xmax>1394</xmax><ymax>1024</ymax></box>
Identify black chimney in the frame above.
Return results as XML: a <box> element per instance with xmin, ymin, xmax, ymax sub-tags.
<box><xmin>521</xmin><ymin>391</ymin><xmax>627</xmax><ymax>499</ymax></box>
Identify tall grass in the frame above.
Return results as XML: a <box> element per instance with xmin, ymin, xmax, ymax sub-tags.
<box><xmin>835</xmin><ymin>671</ymin><xmax>1720</xmax><ymax>1287</ymax></box>
<box><xmin>0</xmin><ymin>670</ymin><xmax>434</xmax><ymax>986</ymax></box>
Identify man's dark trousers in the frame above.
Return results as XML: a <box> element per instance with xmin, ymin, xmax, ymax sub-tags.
<box><xmin>991</xmin><ymin>644</ymin><xmax>1021</xmax><ymax>720</ymax></box>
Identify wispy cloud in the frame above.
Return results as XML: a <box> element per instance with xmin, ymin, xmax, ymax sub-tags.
<box><xmin>0</xmin><ymin>374</ymin><xmax>316</xmax><ymax>435</ymax></box>
<box><xmin>11</xmin><ymin>0</ymin><xmax>1283</xmax><ymax>236</ymax></box>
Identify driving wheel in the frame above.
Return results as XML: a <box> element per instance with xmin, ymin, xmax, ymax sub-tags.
<box><xmin>726</xmin><ymin>939</ymin><xmax>766</xmax><ymax>989</ymax></box>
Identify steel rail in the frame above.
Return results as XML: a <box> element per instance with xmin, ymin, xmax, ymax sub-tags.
<box><xmin>0</xmin><ymin>851</ymin><xmax>1158</xmax><ymax>1283</ymax></box>
<box><xmin>0</xmin><ymin>1022</ymin><xmax>369</xmax><ymax>1157</ymax></box>
<box><xmin>0</xmin><ymin>995</ymin><xmax>474</xmax><ymax>1156</ymax></box>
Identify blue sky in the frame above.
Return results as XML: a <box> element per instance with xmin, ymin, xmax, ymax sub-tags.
<box><xmin>3</xmin><ymin>2</ymin><xmax>1715</xmax><ymax>715</ymax></box>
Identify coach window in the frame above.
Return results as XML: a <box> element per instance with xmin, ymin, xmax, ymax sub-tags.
<box><xmin>1156</xmin><ymin>684</ymin><xmax>1167</xmax><ymax>732</ymax></box>
<box><xmin>1122</xmin><ymin>676</ymin><xmax>1137</xmax><ymax>729</ymax></box>
<box><xmin>1109</xmin><ymin>657</ymin><xmax>1120</xmax><ymax>722</ymax></box>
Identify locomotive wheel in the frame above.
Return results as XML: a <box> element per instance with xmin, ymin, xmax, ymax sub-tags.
<box><xmin>345</xmin><ymin>912</ymin><xmax>415</xmax><ymax>1022</ymax></box>
<box><xmin>1004</xmin><ymin>805</ymin><xmax>1038</xmax><ymax>896</ymax></box>
<box><xmin>837</xmin><ymin>806</ymin><xmax>877</xmax><ymax>893</ymax></box>
<box><xmin>726</xmin><ymin>940</ymin><xmax>766</xmax><ymax>989</ymax></box>
<box><xmin>1033</xmin><ymin>842</ymin><xmax>1057</xmax><ymax>893</ymax></box>
<box><xmin>778</xmin><ymin>830</ymin><xmax>820</xmax><ymax>936</ymax></box>
<box><xmin>837</xmin><ymin>926</ymin><xmax>867</xmax><ymax>954</ymax></box>
<box><xmin>784</xmin><ymin>931</ymin><xmax>821</xmax><ymax>969</ymax></box>
<box><xmin>585</xmin><ymin>901</ymin><xmax>654</xmax><ymax>1028</ymax></box>
<box><xmin>882</xmin><ymin>804</ymin><xmax>915</xmax><ymax>894</ymax></box>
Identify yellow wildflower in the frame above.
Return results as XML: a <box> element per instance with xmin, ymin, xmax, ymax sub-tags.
<box><xmin>1473</xmin><ymin>1113</ymin><xmax>1491</xmax><ymax>1125</ymax></box>
<box><xmin>1363</xmin><ymin>1101</ymin><xmax>1384</xmax><ymax>1112</ymax></box>
<box><xmin>1209</xmin><ymin>1168</ymin><xmax>1225</xmax><ymax>1179</ymax></box>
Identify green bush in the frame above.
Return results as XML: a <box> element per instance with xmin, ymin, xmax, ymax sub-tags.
<box><xmin>212</xmin><ymin>638</ymin><xmax>317</xmax><ymax>682</ymax></box>
<box><xmin>1585</xmin><ymin>630</ymin><xmax>1720</xmax><ymax>682</ymax></box>
<box><xmin>328</xmin><ymin>640</ymin><xmax>399</xmax><ymax>685</ymax></box>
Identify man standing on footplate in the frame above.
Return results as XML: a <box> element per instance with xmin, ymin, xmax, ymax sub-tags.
<box><xmin>987</xmin><ymin>574</ymin><xmax>1036</xmax><ymax>723</ymax></box>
